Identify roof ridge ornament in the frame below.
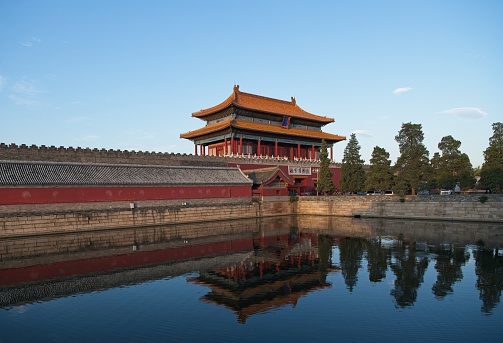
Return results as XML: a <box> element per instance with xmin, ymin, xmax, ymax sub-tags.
<box><xmin>233</xmin><ymin>84</ymin><xmax>240</xmax><ymax>101</ymax></box>
<box><xmin>291</xmin><ymin>97</ymin><xmax>296</xmax><ymax>106</ymax></box>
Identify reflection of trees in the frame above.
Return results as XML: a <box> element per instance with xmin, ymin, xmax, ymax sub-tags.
<box><xmin>365</xmin><ymin>238</ymin><xmax>390</xmax><ymax>283</ymax></box>
<box><xmin>317</xmin><ymin>235</ymin><xmax>334</xmax><ymax>284</ymax></box>
<box><xmin>339</xmin><ymin>237</ymin><xmax>365</xmax><ymax>292</ymax></box>
<box><xmin>332</xmin><ymin>233</ymin><xmax>503</xmax><ymax>313</ymax></box>
<box><xmin>474</xmin><ymin>247</ymin><xmax>503</xmax><ymax>314</ymax></box>
<box><xmin>389</xmin><ymin>241</ymin><xmax>429</xmax><ymax>307</ymax></box>
<box><xmin>431</xmin><ymin>246</ymin><xmax>469</xmax><ymax>298</ymax></box>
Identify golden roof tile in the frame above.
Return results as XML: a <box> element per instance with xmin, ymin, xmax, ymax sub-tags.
<box><xmin>192</xmin><ymin>85</ymin><xmax>334</xmax><ymax>124</ymax></box>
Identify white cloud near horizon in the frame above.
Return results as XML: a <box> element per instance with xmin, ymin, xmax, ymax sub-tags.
<box><xmin>393</xmin><ymin>87</ymin><xmax>413</xmax><ymax>94</ymax></box>
<box><xmin>75</xmin><ymin>135</ymin><xmax>99</xmax><ymax>142</ymax></box>
<box><xmin>124</xmin><ymin>129</ymin><xmax>155</xmax><ymax>140</ymax></box>
<box><xmin>440</xmin><ymin>107</ymin><xmax>487</xmax><ymax>119</ymax></box>
<box><xmin>352</xmin><ymin>130</ymin><xmax>373</xmax><ymax>137</ymax></box>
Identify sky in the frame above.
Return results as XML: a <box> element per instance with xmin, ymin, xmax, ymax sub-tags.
<box><xmin>1</xmin><ymin>0</ymin><xmax>502</xmax><ymax>168</ymax></box>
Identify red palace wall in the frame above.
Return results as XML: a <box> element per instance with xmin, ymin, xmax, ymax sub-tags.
<box><xmin>0</xmin><ymin>185</ymin><xmax>252</xmax><ymax>206</ymax></box>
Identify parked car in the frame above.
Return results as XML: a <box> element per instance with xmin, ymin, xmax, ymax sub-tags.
<box><xmin>417</xmin><ymin>190</ymin><xmax>430</xmax><ymax>195</ymax></box>
<box><xmin>384</xmin><ymin>190</ymin><xmax>394</xmax><ymax>195</ymax></box>
<box><xmin>440</xmin><ymin>189</ymin><xmax>452</xmax><ymax>195</ymax></box>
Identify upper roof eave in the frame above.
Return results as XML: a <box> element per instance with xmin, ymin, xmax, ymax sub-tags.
<box><xmin>191</xmin><ymin>85</ymin><xmax>334</xmax><ymax>124</ymax></box>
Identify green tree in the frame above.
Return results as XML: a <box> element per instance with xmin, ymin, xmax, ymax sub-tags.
<box><xmin>340</xmin><ymin>133</ymin><xmax>366</xmax><ymax>193</ymax></box>
<box><xmin>393</xmin><ymin>123</ymin><xmax>431</xmax><ymax>195</ymax></box>
<box><xmin>479</xmin><ymin>122</ymin><xmax>503</xmax><ymax>192</ymax></box>
<box><xmin>432</xmin><ymin>135</ymin><xmax>475</xmax><ymax>190</ymax></box>
<box><xmin>316</xmin><ymin>139</ymin><xmax>335</xmax><ymax>194</ymax></box>
<box><xmin>365</xmin><ymin>146</ymin><xmax>393</xmax><ymax>191</ymax></box>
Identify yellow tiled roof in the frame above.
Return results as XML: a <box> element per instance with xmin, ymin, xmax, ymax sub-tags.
<box><xmin>180</xmin><ymin>119</ymin><xmax>346</xmax><ymax>142</ymax></box>
<box><xmin>192</xmin><ymin>85</ymin><xmax>334</xmax><ymax>124</ymax></box>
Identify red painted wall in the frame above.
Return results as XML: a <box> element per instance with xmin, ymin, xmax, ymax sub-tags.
<box><xmin>261</xmin><ymin>188</ymin><xmax>290</xmax><ymax>197</ymax></box>
<box><xmin>0</xmin><ymin>185</ymin><xmax>251</xmax><ymax>205</ymax></box>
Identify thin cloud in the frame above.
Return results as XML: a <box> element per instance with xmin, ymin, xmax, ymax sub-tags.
<box><xmin>9</xmin><ymin>94</ymin><xmax>38</xmax><ymax>107</ymax></box>
<box><xmin>393</xmin><ymin>87</ymin><xmax>413</xmax><ymax>94</ymax></box>
<box><xmin>124</xmin><ymin>129</ymin><xmax>155</xmax><ymax>140</ymax></box>
<box><xmin>352</xmin><ymin>130</ymin><xmax>373</xmax><ymax>137</ymax></box>
<box><xmin>66</xmin><ymin>116</ymin><xmax>93</xmax><ymax>123</ymax></box>
<box><xmin>9</xmin><ymin>78</ymin><xmax>42</xmax><ymax>107</ymax></box>
<box><xmin>441</xmin><ymin>107</ymin><xmax>487</xmax><ymax>120</ymax></box>
<box><xmin>21</xmin><ymin>37</ymin><xmax>41</xmax><ymax>47</ymax></box>
<box><xmin>0</xmin><ymin>75</ymin><xmax>5</xmax><ymax>91</ymax></box>
<box><xmin>13</xmin><ymin>79</ymin><xmax>41</xmax><ymax>96</ymax></box>
<box><xmin>75</xmin><ymin>135</ymin><xmax>99</xmax><ymax>142</ymax></box>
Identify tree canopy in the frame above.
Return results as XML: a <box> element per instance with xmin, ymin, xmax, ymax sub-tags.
<box><xmin>316</xmin><ymin>139</ymin><xmax>335</xmax><ymax>194</ymax></box>
<box><xmin>431</xmin><ymin>135</ymin><xmax>475</xmax><ymax>190</ymax></box>
<box><xmin>330</xmin><ymin>121</ymin><xmax>501</xmax><ymax>194</ymax></box>
<box><xmin>365</xmin><ymin>146</ymin><xmax>393</xmax><ymax>191</ymax></box>
<box><xmin>340</xmin><ymin>133</ymin><xmax>366</xmax><ymax>193</ymax></box>
<box><xmin>393</xmin><ymin>123</ymin><xmax>431</xmax><ymax>195</ymax></box>
<box><xmin>479</xmin><ymin>122</ymin><xmax>503</xmax><ymax>192</ymax></box>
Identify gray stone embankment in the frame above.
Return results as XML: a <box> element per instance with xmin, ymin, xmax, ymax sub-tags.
<box><xmin>0</xmin><ymin>194</ymin><xmax>502</xmax><ymax>238</ymax></box>
<box><xmin>298</xmin><ymin>194</ymin><xmax>503</xmax><ymax>223</ymax></box>
<box><xmin>0</xmin><ymin>200</ymin><xmax>295</xmax><ymax>238</ymax></box>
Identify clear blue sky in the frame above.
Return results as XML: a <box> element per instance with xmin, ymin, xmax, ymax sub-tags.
<box><xmin>1</xmin><ymin>0</ymin><xmax>502</xmax><ymax>168</ymax></box>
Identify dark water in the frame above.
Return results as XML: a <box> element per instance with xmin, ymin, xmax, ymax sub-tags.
<box><xmin>1</xmin><ymin>216</ymin><xmax>502</xmax><ymax>342</ymax></box>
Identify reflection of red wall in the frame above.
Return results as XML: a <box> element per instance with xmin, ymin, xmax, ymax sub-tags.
<box><xmin>0</xmin><ymin>232</ymin><xmax>301</xmax><ymax>286</ymax></box>
<box><xmin>0</xmin><ymin>185</ymin><xmax>251</xmax><ymax>205</ymax></box>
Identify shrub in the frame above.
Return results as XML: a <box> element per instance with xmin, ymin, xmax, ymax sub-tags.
<box><xmin>479</xmin><ymin>195</ymin><xmax>489</xmax><ymax>204</ymax></box>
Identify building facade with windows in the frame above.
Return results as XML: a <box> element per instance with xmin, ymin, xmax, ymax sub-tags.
<box><xmin>180</xmin><ymin>85</ymin><xmax>345</xmax><ymax>160</ymax></box>
<box><xmin>180</xmin><ymin>86</ymin><xmax>346</xmax><ymax>195</ymax></box>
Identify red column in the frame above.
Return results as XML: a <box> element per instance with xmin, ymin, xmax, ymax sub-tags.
<box><xmin>224</xmin><ymin>138</ymin><xmax>227</xmax><ymax>155</ymax></box>
<box><xmin>330</xmin><ymin>146</ymin><xmax>333</xmax><ymax>161</ymax></box>
<box><xmin>257</xmin><ymin>139</ymin><xmax>261</xmax><ymax>156</ymax></box>
<box><xmin>297</xmin><ymin>144</ymin><xmax>301</xmax><ymax>159</ymax></box>
<box><xmin>275</xmin><ymin>141</ymin><xmax>278</xmax><ymax>157</ymax></box>
<box><xmin>194</xmin><ymin>144</ymin><xmax>198</xmax><ymax>156</ymax></box>
<box><xmin>230</xmin><ymin>136</ymin><xmax>234</xmax><ymax>155</ymax></box>
<box><xmin>311</xmin><ymin>145</ymin><xmax>315</xmax><ymax>159</ymax></box>
<box><xmin>239</xmin><ymin>137</ymin><xmax>243</xmax><ymax>155</ymax></box>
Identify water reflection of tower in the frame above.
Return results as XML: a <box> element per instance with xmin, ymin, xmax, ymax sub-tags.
<box><xmin>190</xmin><ymin>233</ymin><xmax>339</xmax><ymax>323</ymax></box>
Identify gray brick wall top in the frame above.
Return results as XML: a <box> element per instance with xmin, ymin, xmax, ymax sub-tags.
<box><xmin>0</xmin><ymin>160</ymin><xmax>253</xmax><ymax>186</ymax></box>
<box><xmin>0</xmin><ymin>143</ymin><xmax>344</xmax><ymax>166</ymax></box>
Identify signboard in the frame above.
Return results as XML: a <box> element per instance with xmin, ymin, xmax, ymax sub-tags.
<box><xmin>288</xmin><ymin>166</ymin><xmax>311</xmax><ymax>175</ymax></box>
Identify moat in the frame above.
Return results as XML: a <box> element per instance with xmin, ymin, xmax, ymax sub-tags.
<box><xmin>1</xmin><ymin>216</ymin><xmax>502</xmax><ymax>342</ymax></box>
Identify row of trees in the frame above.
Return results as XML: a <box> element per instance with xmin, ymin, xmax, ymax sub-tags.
<box><xmin>319</xmin><ymin>122</ymin><xmax>503</xmax><ymax>195</ymax></box>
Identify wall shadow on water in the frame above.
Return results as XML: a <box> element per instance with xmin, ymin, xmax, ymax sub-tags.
<box><xmin>1</xmin><ymin>215</ymin><xmax>502</xmax><ymax>316</ymax></box>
